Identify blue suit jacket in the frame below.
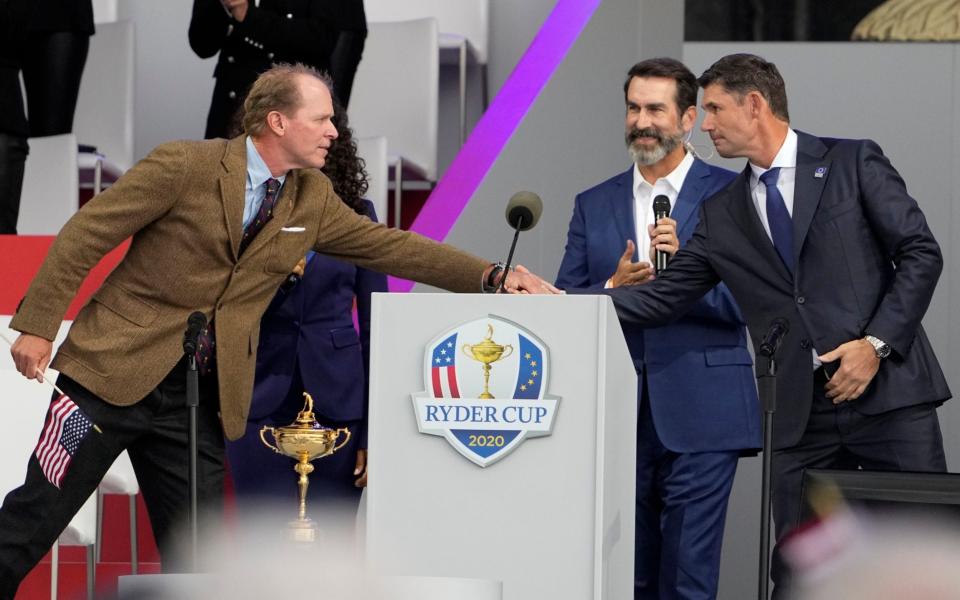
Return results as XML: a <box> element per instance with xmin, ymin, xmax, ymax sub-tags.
<box><xmin>248</xmin><ymin>200</ymin><xmax>388</xmax><ymax>446</ymax></box>
<box><xmin>556</xmin><ymin>158</ymin><xmax>760</xmax><ymax>453</ymax></box>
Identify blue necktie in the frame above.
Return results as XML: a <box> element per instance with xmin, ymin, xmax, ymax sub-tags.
<box><xmin>760</xmin><ymin>168</ymin><xmax>793</xmax><ymax>274</ymax></box>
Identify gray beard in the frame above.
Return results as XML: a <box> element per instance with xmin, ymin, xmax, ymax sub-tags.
<box><xmin>626</xmin><ymin>131</ymin><xmax>683</xmax><ymax>166</ymax></box>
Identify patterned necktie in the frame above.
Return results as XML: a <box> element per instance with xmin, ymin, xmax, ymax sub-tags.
<box><xmin>239</xmin><ymin>177</ymin><xmax>281</xmax><ymax>255</ymax></box>
<box><xmin>760</xmin><ymin>168</ymin><xmax>793</xmax><ymax>274</ymax></box>
<box><xmin>195</xmin><ymin>178</ymin><xmax>282</xmax><ymax>375</ymax></box>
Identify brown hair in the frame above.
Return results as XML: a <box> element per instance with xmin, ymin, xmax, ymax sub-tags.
<box><xmin>242</xmin><ymin>63</ymin><xmax>334</xmax><ymax>136</ymax></box>
<box><xmin>697</xmin><ymin>53</ymin><xmax>790</xmax><ymax>122</ymax></box>
<box><xmin>624</xmin><ymin>57</ymin><xmax>698</xmax><ymax>115</ymax></box>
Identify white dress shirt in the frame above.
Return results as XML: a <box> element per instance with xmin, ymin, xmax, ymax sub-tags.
<box><xmin>748</xmin><ymin>127</ymin><xmax>798</xmax><ymax>238</ymax></box>
<box><xmin>633</xmin><ymin>150</ymin><xmax>695</xmax><ymax>258</ymax></box>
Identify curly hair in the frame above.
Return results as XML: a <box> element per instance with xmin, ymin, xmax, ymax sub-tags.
<box><xmin>323</xmin><ymin>99</ymin><xmax>369</xmax><ymax>216</ymax></box>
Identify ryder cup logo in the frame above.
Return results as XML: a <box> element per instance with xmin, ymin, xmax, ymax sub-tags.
<box><xmin>412</xmin><ymin>315</ymin><xmax>561</xmax><ymax>467</ymax></box>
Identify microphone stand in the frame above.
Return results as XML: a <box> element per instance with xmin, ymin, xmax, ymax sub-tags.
<box><xmin>756</xmin><ymin>348</ymin><xmax>778</xmax><ymax>600</ymax></box>
<box><xmin>497</xmin><ymin>216</ymin><xmax>526</xmax><ymax>293</ymax></box>
<box><xmin>183</xmin><ymin>343</ymin><xmax>200</xmax><ymax>572</ymax></box>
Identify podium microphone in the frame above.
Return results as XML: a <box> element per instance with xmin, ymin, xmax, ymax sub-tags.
<box><xmin>757</xmin><ymin>317</ymin><xmax>790</xmax><ymax>358</ymax></box>
<box><xmin>182</xmin><ymin>311</ymin><xmax>207</xmax><ymax>355</ymax></box>
<box><xmin>498</xmin><ymin>191</ymin><xmax>543</xmax><ymax>292</ymax></box>
<box><xmin>652</xmin><ymin>194</ymin><xmax>671</xmax><ymax>274</ymax></box>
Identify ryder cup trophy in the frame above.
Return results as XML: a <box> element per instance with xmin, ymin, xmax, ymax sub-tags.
<box><xmin>259</xmin><ymin>392</ymin><xmax>351</xmax><ymax>542</ymax></box>
<box><xmin>462</xmin><ymin>324</ymin><xmax>514</xmax><ymax>399</ymax></box>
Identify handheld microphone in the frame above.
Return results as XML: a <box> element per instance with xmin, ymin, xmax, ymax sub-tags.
<box><xmin>498</xmin><ymin>191</ymin><xmax>543</xmax><ymax>292</ymax></box>
<box><xmin>757</xmin><ymin>318</ymin><xmax>790</xmax><ymax>358</ymax></box>
<box><xmin>652</xmin><ymin>194</ymin><xmax>671</xmax><ymax>274</ymax></box>
<box><xmin>182</xmin><ymin>311</ymin><xmax>207</xmax><ymax>355</ymax></box>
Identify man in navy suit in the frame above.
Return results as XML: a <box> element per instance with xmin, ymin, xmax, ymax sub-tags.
<box><xmin>602</xmin><ymin>54</ymin><xmax>949</xmax><ymax>598</ymax></box>
<box><xmin>555</xmin><ymin>58</ymin><xmax>759</xmax><ymax>600</ymax></box>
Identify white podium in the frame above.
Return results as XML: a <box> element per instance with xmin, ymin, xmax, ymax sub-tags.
<box><xmin>366</xmin><ymin>293</ymin><xmax>637</xmax><ymax>600</ymax></box>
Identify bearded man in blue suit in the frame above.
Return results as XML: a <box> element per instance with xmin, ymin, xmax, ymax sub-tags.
<box><xmin>555</xmin><ymin>58</ymin><xmax>759</xmax><ymax>600</ymax></box>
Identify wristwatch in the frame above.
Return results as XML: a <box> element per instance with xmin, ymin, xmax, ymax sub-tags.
<box><xmin>864</xmin><ymin>335</ymin><xmax>891</xmax><ymax>359</ymax></box>
<box><xmin>482</xmin><ymin>261</ymin><xmax>508</xmax><ymax>293</ymax></box>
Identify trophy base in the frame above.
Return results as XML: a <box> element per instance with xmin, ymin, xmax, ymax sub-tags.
<box><xmin>286</xmin><ymin>518</ymin><xmax>318</xmax><ymax>543</ymax></box>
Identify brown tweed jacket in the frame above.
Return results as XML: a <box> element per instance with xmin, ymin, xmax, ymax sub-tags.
<box><xmin>10</xmin><ymin>137</ymin><xmax>488</xmax><ymax>440</ymax></box>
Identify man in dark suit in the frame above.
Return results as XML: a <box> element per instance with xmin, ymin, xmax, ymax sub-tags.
<box><xmin>555</xmin><ymin>58</ymin><xmax>759</xmax><ymax>600</ymax></box>
<box><xmin>598</xmin><ymin>54</ymin><xmax>949</xmax><ymax>597</ymax></box>
<box><xmin>1</xmin><ymin>64</ymin><xmax>556</xmax><ymax>598</ymax></box>
<box><xmin>189</xmin><ymin>0</ymin><xmax>367</xmax><ymax>138</ymax></box>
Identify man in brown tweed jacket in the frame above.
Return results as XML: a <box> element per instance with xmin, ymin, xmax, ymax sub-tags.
<box><xmin>0</xmin><ymin>64</ymin><xmax>556</xmax><ymax>593</ymax></box>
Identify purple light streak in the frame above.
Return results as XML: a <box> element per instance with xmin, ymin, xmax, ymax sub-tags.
<box><xmin>388</xmin><ymin>0</ymin><xmax>601</xmax><ymax>292</ymax></box>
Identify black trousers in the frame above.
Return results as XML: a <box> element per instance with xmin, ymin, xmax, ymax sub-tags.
<box><xmin>0</xmin><ymin>358</ymin><xmax>224</xmax><ymax>599</ymax></box>
<box><xmin>769</xmin><ymin>368</ymin><xmax>947</xmax><ymax>599</ymax></box>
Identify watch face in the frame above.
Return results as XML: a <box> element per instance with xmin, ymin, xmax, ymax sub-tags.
<box><xmin>877</xmin><ymin>345</ymin><xmax>891</xmax><ymax>358</ymax></box>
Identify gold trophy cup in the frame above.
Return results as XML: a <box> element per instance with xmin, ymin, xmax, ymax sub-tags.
<box><xmin>462</xmin><ymin>324</ymin><xmax>513</xmax><ymax>399</ymax></box>
<box><xmin>259</xmin><ymin>392</ymin><xmax>351</xmax><ymax>542</ymax></box>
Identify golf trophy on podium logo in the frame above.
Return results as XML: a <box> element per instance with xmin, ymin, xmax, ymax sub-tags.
<box><xmin>462</xmin><ymin>324</ymin><xmax>513</xmax><ymax>399</ymax></box>
<box><xmin>259</xmin><ymin>391</ymin><xmax>351</xmax><ymax>542</ymax></box>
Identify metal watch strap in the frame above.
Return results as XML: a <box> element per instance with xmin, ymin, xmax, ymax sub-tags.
<box><xmin>482</xmin><ymin>262</ymin><xmax>507</xmax><ymax>293</ymax></box>
<box><xmin>865</xmin><ymin>334</ymin><xmax>891</xmax><ymax>359</ymax></box>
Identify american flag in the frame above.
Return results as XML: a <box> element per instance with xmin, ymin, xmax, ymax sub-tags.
<box><xmin>35</xmin><ymin>394</ymin><xmax>94</xmax><ymax>488</ymax></box>
<box><xmin>430</xmin><ymin>333</ymin><xmax>460</xmax><ymax>398</ymax></box>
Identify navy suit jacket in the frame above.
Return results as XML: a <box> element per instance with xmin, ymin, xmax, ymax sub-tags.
<box><xmin>607</xmin><ymin>132</ymin><xmax>951</xmax><ymax>449</ymax></box>
<box><xmin>249</xmin><ymin>200</ymin><xmax>387</xmax><ymax>446</ymax></box>
<box><xmin>556</xmin><ymin>158</ymin><xmax>760</xmax><ymax>453</ymax></box>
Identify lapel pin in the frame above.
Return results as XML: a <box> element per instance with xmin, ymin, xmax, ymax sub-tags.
<box><xmin>814</xmin><ymin>167</ymin><xmax>826</xmax><ymax>178</ymax></box>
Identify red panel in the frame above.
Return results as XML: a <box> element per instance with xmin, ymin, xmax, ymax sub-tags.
<box><xmin>0</xmin><ymin>235</ymin><xmax>129</xmax><ymax>319</ymax></box>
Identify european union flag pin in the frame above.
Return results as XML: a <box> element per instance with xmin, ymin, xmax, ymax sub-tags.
<box><xmin>814</xmin><ymin>167</ymin><xmax>826</xmax><ymax>178</ymax></box>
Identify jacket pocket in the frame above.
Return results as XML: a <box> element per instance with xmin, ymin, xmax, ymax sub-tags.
<box><xmin>705</xmin><ymin>346</ymin><xmax>753</xmax><ymax>366</ymax></box>
<box><xmin>90</xmin><ymin>282</ymin><xmax>159</xmax><ymax>327</ymax></box>
<box><xmin>330</xmin><ymin>327</ymin><xmax>360</xmax><ymax>349</ymax></box>
<box><xmin>266</xmin><ymin>230</ymin><xmax>308</xmax><ymax>274</ymax></box>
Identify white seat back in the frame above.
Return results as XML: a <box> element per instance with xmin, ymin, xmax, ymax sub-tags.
<box><xmin>355</xmin><ymin>136</ymin><xmax>389</xmax><ymax>223</ymax></box>
<box><xmin>74</xmin><ymin>20</ymin><xmax>135</xmax><ymax>175</ymax></box>
<box><xmin>92</xmin><ymin>0</ymin><xmax>118</xmax><ymax>23</ymax></box>
<box><xmin>365</xmin><ymin>0</ymin><xmax>489</xmax><ymax>63</ymax></box>
<box><xmin>100</xmin><ymin>450</ymin><xmax>139</xmax><ymax>495</ymax></box>
<box><xmin>350</xmin><ymin>18</ymin><xmax>439</xmax><ymax>181</ymax></box>
<box><xmin>18</xmin><ymin>134</ymin><xmax>79</xmax><ymax>235</ymax></box>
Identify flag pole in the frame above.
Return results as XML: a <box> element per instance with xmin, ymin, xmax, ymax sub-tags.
<box><xmin>0</xmin><ymin>331</ymin><xmax>68</xmax><ymax>396</ymax></box>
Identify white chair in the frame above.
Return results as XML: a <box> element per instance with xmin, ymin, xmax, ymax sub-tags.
<box><xmin>97</xmin><ymin>451</ymin><xmax>140</xmax><ymax>574</ymax></box>
<box><xmin>355</xmin><ymin>136</ymin><xmax>389</xmax><ymax>225</ymax></box>
<box><xmin>0</xmin><ymin>318</ymin><xmax>96</xmax><ymax>599</ymax></box>
<box><xmin>52</xmin><ymin>494</ymin><xmax>98</xmax><ymax>600</ymax></box>
<box><xmin>74</xmin><ymin>19</ymin><xmax>135</xmax><ymax>194</ymax></box>
<box><xmin>18</xmin><ymin>134</ymin><xmax>79</xmax><ymax>235</ymax></box>
<box><xmin>350</xmin><ymin>19</ymin><xmax>439</xmax><ymax>229</ymax></box>
<box><xmin>364</xmin><ymin>0</ymin><xmax>490</xmax><ymax>146</ymax></box>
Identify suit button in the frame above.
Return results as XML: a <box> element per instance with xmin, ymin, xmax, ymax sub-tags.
<box><xmin>228</xmin><ymin>91</ymin><xmax>237</xmax><ymax>99</ymax></box>
<box><xmin>800</xmin><ymin>339</ymin><xmax>811</xmax><ymax>350</ymax></box>
<box><xmin>796</xmin><ymin>296</ymin><xmax>805</xmax><ymax>305</ymax></box>
<box><xmin>286</xmin><ymin>13</ymin><xmax>293</xmax><ymax>18</ymax></box>
<box><xmin>227</xmin><ymin>55</ymin><xmax>235</xmax><ymax>63</ymax></box>
<box><xmin>267</xmin><ymin>52</ymin><xmax>275</xmax><ymax>59</ymax></box>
